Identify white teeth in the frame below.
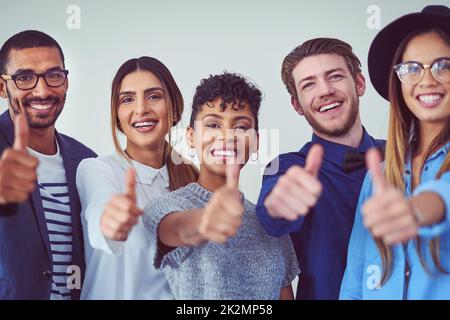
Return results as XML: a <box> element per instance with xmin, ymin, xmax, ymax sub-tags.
<box><xmin>418</xmin><ymin>94</ymin><xmax>442</xmax><ymax>103</ymax></box>
<box><xmin>30</xmin><ymin>104</ymin><xmax>52</xmax><ymax>110</ymax></box>
<box><xmin>319</xmin><ymin>102</ymin><xmax>341</xmax><ymax>112</ymax></box>
<box><xmin>134</xmin><ymin>121</ymin><xmax>156</xmax><ymax>128</ymax></box>
<box><xmin>213</xmin><ymin>150</ymin><xmax>236</xmax><ymax>157</ymax></box>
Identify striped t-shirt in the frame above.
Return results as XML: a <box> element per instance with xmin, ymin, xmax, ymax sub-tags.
<box><xmin>28</xmin><ymin>142</ymin><xmax>73</xmax><ymax>300</ymax></box>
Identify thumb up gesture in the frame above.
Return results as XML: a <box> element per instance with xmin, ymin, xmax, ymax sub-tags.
<box><xmin>198</xmin><ymin>162</ymin><xmax>244</xmax><ymax>243</ymax></box>
<box><xmin>264</xmin><ymin>144</ymin><xmax>323</xmax><ymax>221</ymax></box>
<box><xmin>362</xmin><ymin>149</ymin><xmax>418</xmax><ymax>245</ymax></box>
<box><xmin>0</xmin><ymin>114</ymin><xmax>39</xmax><ymax>204</ymax></box>
<box><xmin>100</xmin><ymin>168</ymin><xmax>143</xmax><ymax>241</ymax></box>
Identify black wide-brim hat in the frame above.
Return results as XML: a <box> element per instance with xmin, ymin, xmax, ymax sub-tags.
<box><xmin>368</xmin><ymin>5</ymin><xmax>450</xmax><ymax>101</ymax></box>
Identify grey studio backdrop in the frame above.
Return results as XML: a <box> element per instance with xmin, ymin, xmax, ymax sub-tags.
<box><xmin>0</xmin><ymin>0</ymin><xmax>439</xmax><ymax>203</ymax></box>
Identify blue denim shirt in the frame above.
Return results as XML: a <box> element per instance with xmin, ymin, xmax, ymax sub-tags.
<box><xmin>340</xmin><ymin>141</ymin><xmax>450</xmax><ymax>300</ymax></box>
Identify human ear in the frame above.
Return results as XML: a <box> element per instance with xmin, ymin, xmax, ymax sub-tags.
<box><xmin>0</xmin><ymin>79</ymin><xmax>8</xmax><ymax>99</ymax></box>
<box><xmin>186</xmin><ymin>126</ymin><xmax>195</xmax><ymax>148</ymax></box>
<box><xmin>291</xmin><ymin>96</ymin><xmax>305</xmax><ymax>116</ymax></box>
<box><xmin>355</xmin><ymin>73</ymin><xmax>366</xmax><ymax>97</ymax></box>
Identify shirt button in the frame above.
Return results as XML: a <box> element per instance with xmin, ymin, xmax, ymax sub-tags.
<box><xmin>424</xmin><ymin>167</ymin><xmax>428</xmax><ymax>171</ymax></box>
<box><xmin>42</xmin><ymin>270</ymin><xmax>52</xmax><ymax>280</ymax></box>
<box><xmin>405</xmin><ymin>270</ymin><xmax>410</xmax><ymax>277</ymax></box>
<box><xmin>405</xmin><ymin>170</ymin><xmax>411</xmax><ymax>175</ymax></box>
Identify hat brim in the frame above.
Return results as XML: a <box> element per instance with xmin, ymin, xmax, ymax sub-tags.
<box><xmin>368</xmin><ymin>12</ymin><xmax>450</xmax><ymax>101</ymax></box>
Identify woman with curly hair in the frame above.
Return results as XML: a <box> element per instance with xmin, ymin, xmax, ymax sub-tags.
<box><xmin>143</xmin><ymin>72</ymin><xmax>300</xmax><ymax>299</ymax></box>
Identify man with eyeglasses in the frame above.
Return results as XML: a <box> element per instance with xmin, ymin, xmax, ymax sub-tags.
<box><xmin>0</xmin><ymin>30</ymin><xmax>96</xmax><ymax>300</ymax></box>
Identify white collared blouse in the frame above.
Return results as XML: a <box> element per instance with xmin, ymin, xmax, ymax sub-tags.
<box><xmin>76</xmin><ymin>152</ymin><xmax>173</xmax><ymax>299</ymax></box>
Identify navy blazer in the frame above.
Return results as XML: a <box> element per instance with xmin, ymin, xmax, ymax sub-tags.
<box><xmin>0</xmin><ymin>110</ymin><xmax>96</xmax><ymax>300</ymax></box>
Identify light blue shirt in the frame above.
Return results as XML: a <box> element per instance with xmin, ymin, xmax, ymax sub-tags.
<box><xmin>340</xmin><ymin>141</ymin><xmax>450</xmax><ymax>300</ymax></box>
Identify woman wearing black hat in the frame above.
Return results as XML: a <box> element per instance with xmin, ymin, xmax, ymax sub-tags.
<box><xmin>340</xmin><ymin>5</ymin><xmax>450</xmax><ymax>299</ymax></box>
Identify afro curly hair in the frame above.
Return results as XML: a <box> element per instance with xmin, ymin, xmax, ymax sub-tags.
<box><xmin>189</xmin><ymin>72</ymin><xmax>262</xmax><ymax>130</ymax></box>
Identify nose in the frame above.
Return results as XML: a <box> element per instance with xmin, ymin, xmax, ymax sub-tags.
<box><xmin>134</xmin><ymin>95</ymin><xmax>148</xmax><ymax>115</ymax></box>
<box><xmin>31</xmin><ymin>76</ymin><xmax>51</xmax><ymax>96</ymax></box>
<box><xmin>317</xmin><ymin>78</ymin><xmax>336</xmax><ymax>98</ymax></box>
<box><xmin>418</xmin><ymin>67</ymin><xmax>439</xmax><ymax>88</ymax></box>
<box><xmin>218</xmin><ymin>127</ymin><xmax>237</xmax><ymax>143</ymax></box>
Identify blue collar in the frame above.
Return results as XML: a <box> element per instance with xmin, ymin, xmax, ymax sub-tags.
<box><xmin>404</xmin><ymin>140</ymin><xmax>450</xmax><ymax>176</ymax></box>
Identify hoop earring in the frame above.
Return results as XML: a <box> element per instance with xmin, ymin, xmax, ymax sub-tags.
<box><xmin>188</xmin><ymin>148</ymin><xmax>196</xmax><ymax>158</ymax></box>
<box><xmin>250</xmin><ymin>151</ymin><xmax>259</xmax><ymax>161</ymax></box>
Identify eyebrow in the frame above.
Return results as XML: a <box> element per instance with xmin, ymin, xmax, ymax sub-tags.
<box><xmin>118</xmin><ymin>86</ymin><xmax>164</xmax><ymax>97</ymax></box>
<box><xmin>298</xmin><ymin>67</ymin><xmax>346</xmax><ymax>86</ymax></box>
<box><xmin>12</xmin><ymin>66</ymin><xmax>63</xmax><ymax>74</ymax></box>
<box><xmin>402</xmin><ymin>57</ymin><xmax>450</xmax><ymax>64</ymax></box>
<box><xmin>202</xmin><ymin>114</ymin><xmax>223</xmax><ymax>120</ymax></box>
<box><xmin>233</xmin><ymin>115</ymin><xmax>253</xmax><ymax>123</ymax></box>
<box><xmin>202</xmin><ymin>114</ymin><xmax>253</xmax><ymax>123</ymax></box>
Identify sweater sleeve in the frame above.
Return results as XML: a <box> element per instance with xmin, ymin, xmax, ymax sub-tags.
<box><xmin>142</xmin><ymin>191</ymin><xmax>196</xmax><ymax>269</ymax></box>
<box><xmin>279</xmin><ymin>235</ymin><xmax>301</xmax><ymax>287</ymax></box>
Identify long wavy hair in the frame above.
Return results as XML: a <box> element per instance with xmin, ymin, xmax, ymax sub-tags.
<box><xmin>110</xmin><ymin>56</ymin><xmax>198</xmax><ymax>191</ymax></box>
<box><xmin>378</xmin><ymin>28</ymin><xmax>450</xmax><ymax>284</ymax></box>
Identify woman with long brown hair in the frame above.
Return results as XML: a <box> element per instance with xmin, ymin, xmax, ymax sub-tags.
<box><xmin>340</xmin><ymin>6</ymin><xmax>450</xmax><ymax>299</ymax></box>
<box><xmin>76</xmin><ymin>57</ymin><xmax>197</xmax><ymax>299</ymax></box>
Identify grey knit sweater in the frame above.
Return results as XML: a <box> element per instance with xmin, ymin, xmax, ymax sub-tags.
<box><xmin>143</xmin><ymin>183</ymin><xmax>300</xmax><ymax>300</ymax></box>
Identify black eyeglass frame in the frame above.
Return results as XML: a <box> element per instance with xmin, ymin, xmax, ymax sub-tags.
<box><xmin>0</xmin><ymin>69</ymin><xmax>69</xmax><ymax>90</ymax></box>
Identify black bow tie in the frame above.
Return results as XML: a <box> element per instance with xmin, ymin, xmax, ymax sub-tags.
<box><xmin>343</xmin><ymin>151</ymin><xmax>366</xmax><ymax>173</ymax></box>
<box><xmin>343</xmin><ymin>146</ymin><xmax>385</xmax><ymax>173</ymax></box>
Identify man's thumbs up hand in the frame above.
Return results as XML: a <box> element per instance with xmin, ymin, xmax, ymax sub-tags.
<box><xmin>0</xmin><ymin>114</ymin><xmax>38</xmax><ymax>204</ymax></box>
<box><xmin>264</xmin><ymin>144</ymin><xmax>324</xmax><ymax>221</ymax></box>
<box><xmin>13</xmin><ymin>114</ymin><xmax>29</xmax><ymax>152</ymax></box>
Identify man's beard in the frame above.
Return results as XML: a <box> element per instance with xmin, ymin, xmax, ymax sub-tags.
<box><xmin>7</xmin><ymin>87</ymin><xmax>65</xmax><ymax>129</ymax></box>
<box><xmin>303</xmin><ymin>96</ymin><xmax>360</xmax><ymax>138</ymax></box>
